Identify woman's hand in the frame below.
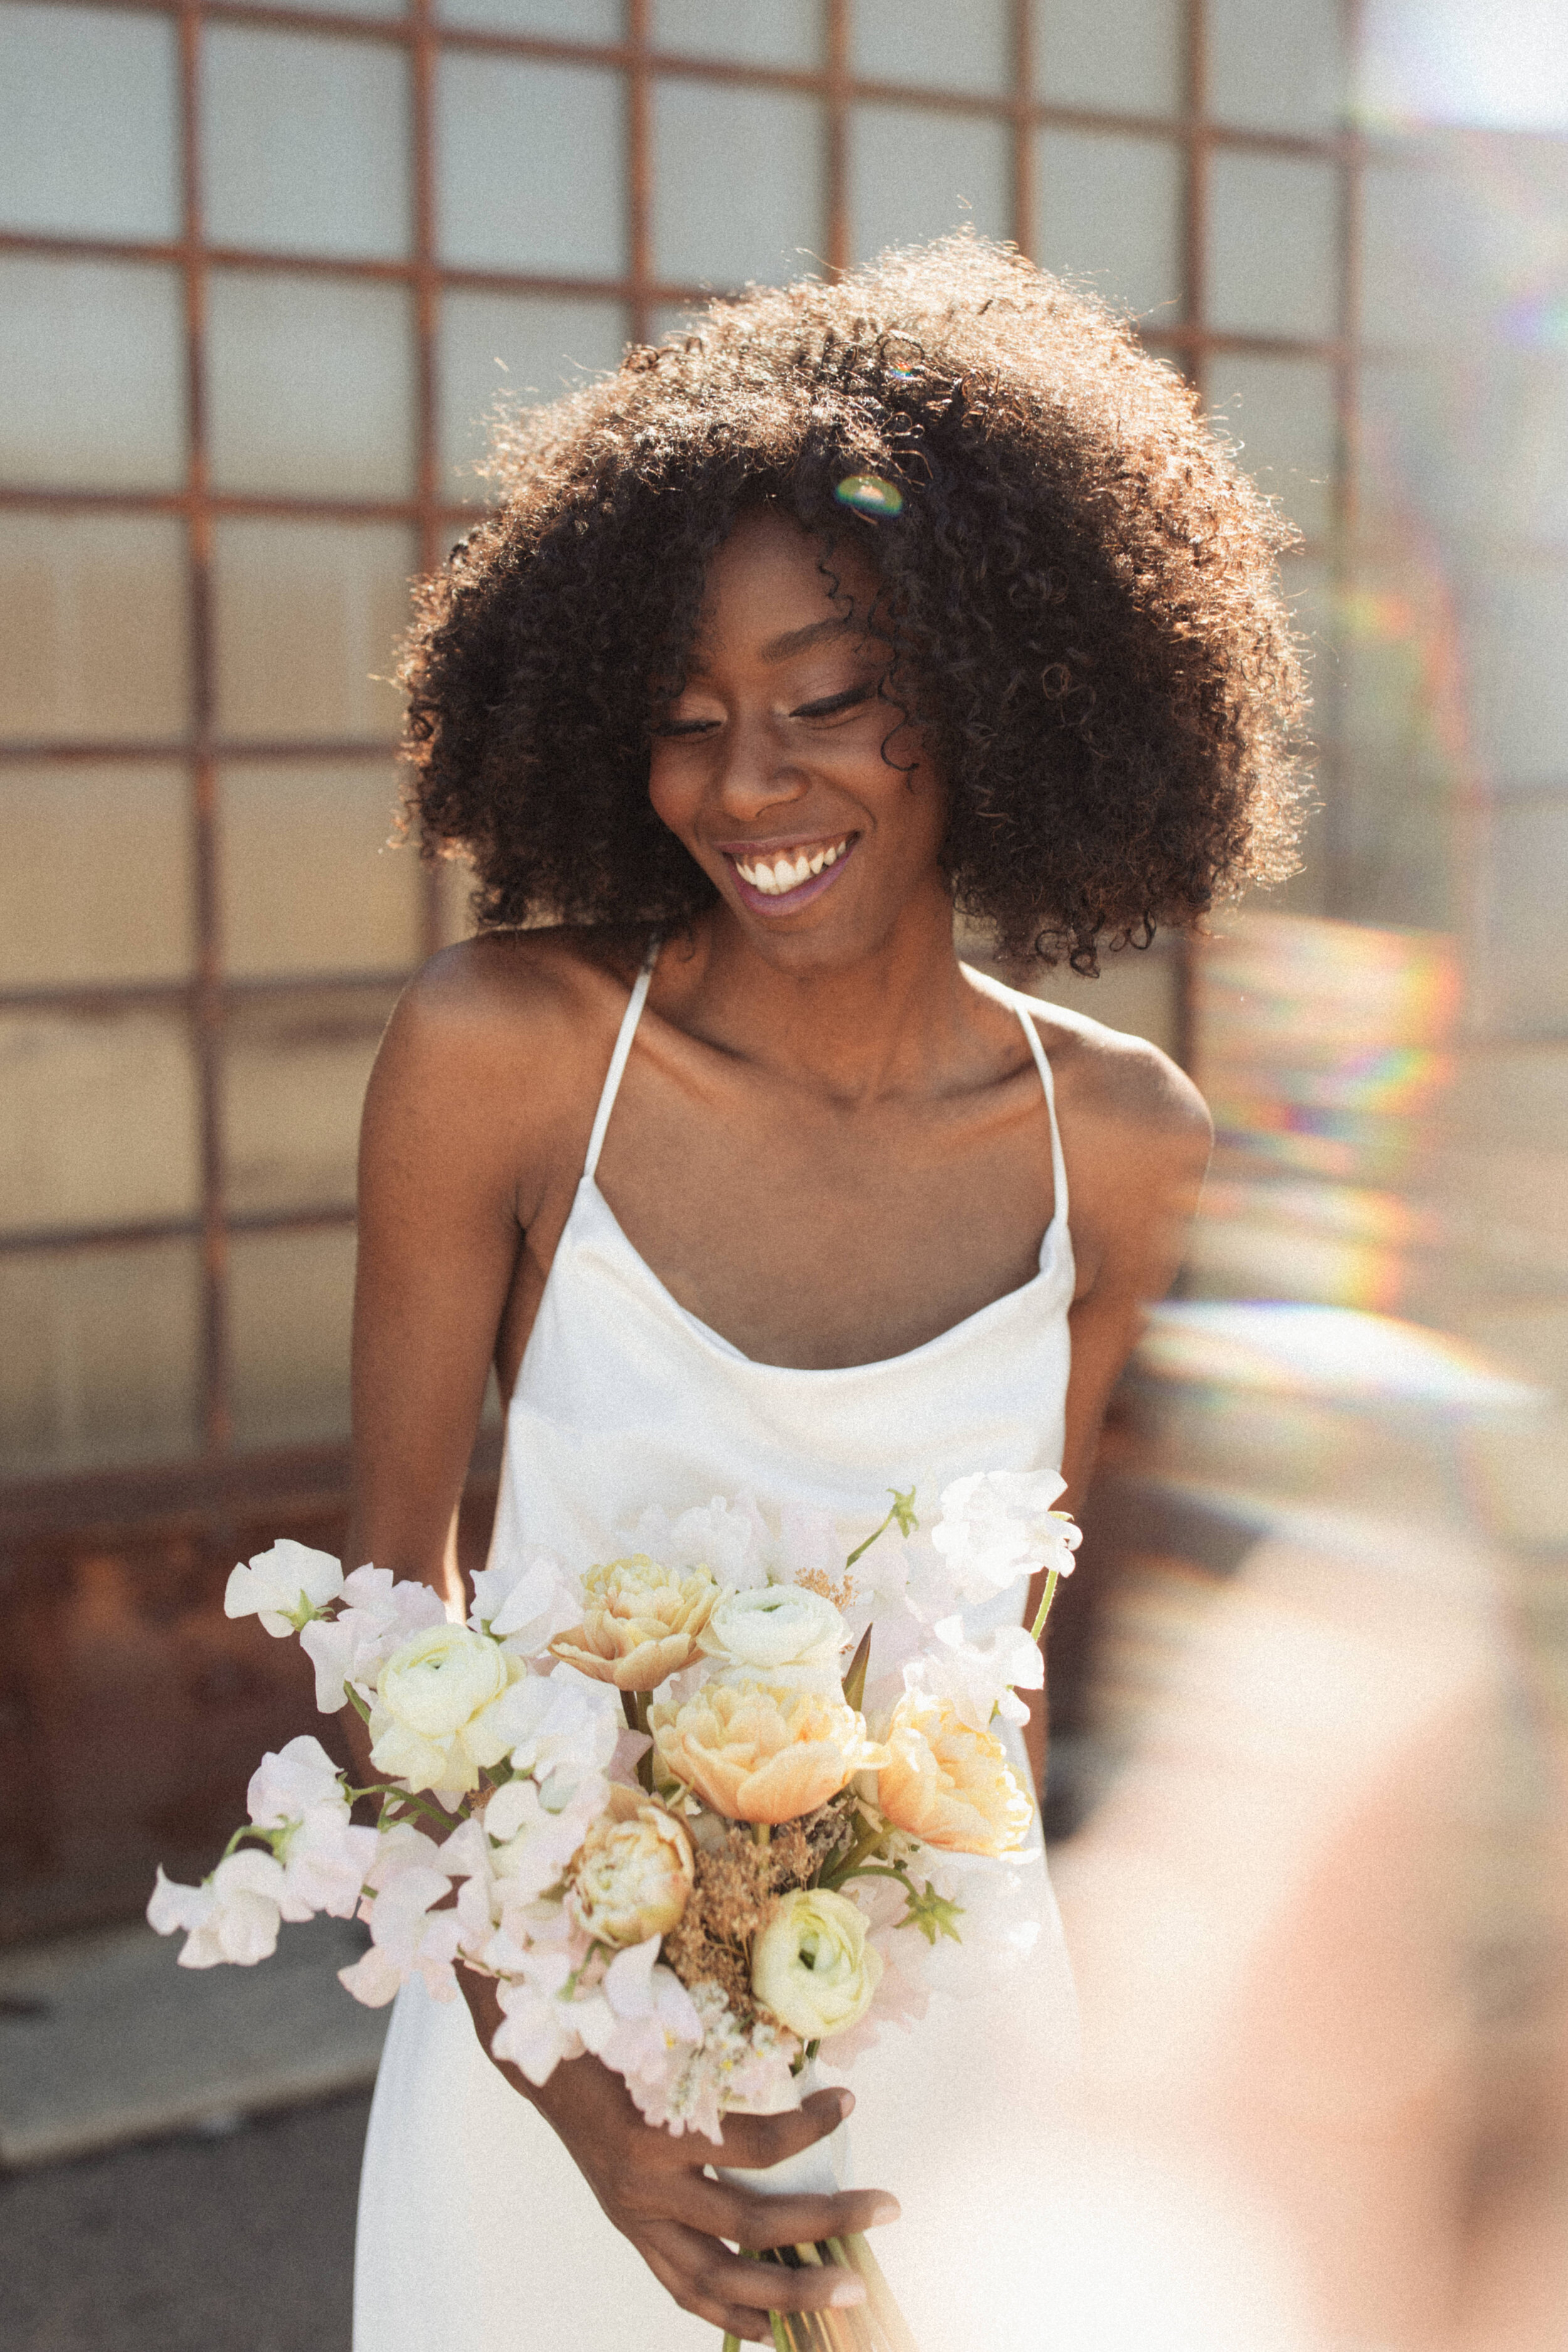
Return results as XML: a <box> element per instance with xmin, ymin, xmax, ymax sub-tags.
<box><xmin>460</xmin><ymin>1968</ymin><xmax>898</xmax><ymax>2343</ymax></box>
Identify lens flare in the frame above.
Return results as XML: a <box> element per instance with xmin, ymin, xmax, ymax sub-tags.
<box><xmin>834</xmin><ymin>474</ymin><xmax>904</xmax><ymax>518</ymax></box>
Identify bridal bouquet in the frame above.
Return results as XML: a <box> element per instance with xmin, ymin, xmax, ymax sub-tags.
<box><xmin>149</xmin><ymin>1471</ymin><xmax>1078</xmax><ymax>2351</ymax></box>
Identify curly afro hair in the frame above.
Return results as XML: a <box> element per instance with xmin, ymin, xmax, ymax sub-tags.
<box><xmin>401</xmin><ymin>232</ymin><xmax>1306</xmax><ymax>971</ymax></box>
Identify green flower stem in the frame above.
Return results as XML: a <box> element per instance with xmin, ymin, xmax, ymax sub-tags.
<box><xmin>722</xmin><ymin>2336</ymin><xmax>741</xmax><ymax>2352</ymax></box>
<box><xmin>819</xmin><ymin>1823</ymin><xmax>886</xmax><ymax>1890</ymax></box>
<box><xmin>1028</xmin><ymin>1567</ymin><xmax>1060</xmax><ymax>1645</ymax></box>
<box><xmin>342</xmin><ymin>1685</ymin><xmax>372</xmax><ymax>1726</ymax></box>
<box><xmin>842</xmin><ymin>1486</ymin><xmax>918</xmax><ymax>1574</ymax></box>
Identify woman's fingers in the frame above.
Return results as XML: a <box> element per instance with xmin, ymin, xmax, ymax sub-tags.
<box><xmin>639</xmin><ymin>2220</ymin><xmax>869</xmax><ymax>2327</ymax></box>
<box><xmin>684</xmin><ymin>2173</ymin><xmax>900</xmax><ymax>2250</ymax></box>
<box><xmin>712</xmin><ymin>2087</ymin><xmax>854</xmax><ymax>2169</ymax></box>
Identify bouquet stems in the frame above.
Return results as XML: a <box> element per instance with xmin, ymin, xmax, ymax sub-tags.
<box><xmin>725</xmin><ymin>2237</ymin><xmax>921</xmax><ymax>2352</ymax></box>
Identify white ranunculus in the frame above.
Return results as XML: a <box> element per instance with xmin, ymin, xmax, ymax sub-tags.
<box><xmin>299</xmin><ymin>1567</ymin><xmax>445</xmax><ymax>1712</ymax></box>
<box><xmin>929</xmin><ymin>1471</ymin><xmax>1081</xmax><ymax>1602</ymax></box>
<box><xmin>368</xmin><ymin>1623</ymin><xmax>519</xmax><ymax>1796</ymax></box>
<box><xmin>916</xmin><ymin>1615</ymin><xmax>1045</xmax><ymax>1733</ymax></box>
<box><xmin>225</xmin><ymin>1540</ymin><xmax>344</xmax><ymax>1637</ymax></box>
<box><xmin>751</xmin><ymin>1887</ymin><xmax>883</xmax><ymax>2042</ymax></box>
<box><xmin>696</xmin><ymin>1584</ymin><xmax>847</xmax><ymax>1683</ymax></box>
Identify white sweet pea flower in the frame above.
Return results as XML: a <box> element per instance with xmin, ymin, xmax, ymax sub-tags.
<box><xmin>246</xmin><ymin>1734</ymin><xmax>346</xmax><ymax>1830</ymax></box>
<box><xmin>915</xmin><ymin>1616</ymin><xmax>1046</xmax><ymax>1733</ymax></box>
<box><xmin>225</xmin><ymin>1540</ymin><xmax>344</xmax><ymax>1636</ymax></box>
<box><xmin>469</xmin><ymin>1551</ymin><xmax>578</xmax><ymax>1655</ymax></box>
<box><xmin>929</xmin><ymin>1471</ymin><xmax>1080</xmax><ymax>1602</ymax></box>
<box><xmin>490</xmin><ymin>1946</ymin><xmax>587</xmax><ymax>2084</ymax></box>
<box><xmin>484</xmin><ymin>1666</ymin><xmax>621</xmax><ymax>1800</ymax></box>
<box><xmin>624</xmin><ymin>1496</ymin><xmax>770</xmax><ymax>1590</ymax></box>
<box><xmin>337</xmin><ymin>1830</ymin><xmax>460</xmax><ymax>2007</ymax></box>
<box><xmin>484</xmin><ymin>1763</ymin><xmax>611</xmax><ymax>1903</ymax></box>
<box><xmin>244</xmin><ymin>1733</ymin><xmax>378</xmax><ymax>1918</ymax></box>
<box><xmin>573</xmin><ymin>1939</ymin><xmax>704</xmax><ymax>2115</ymax></box>
<box><xmin>147</xmin><ymin>1849</ymin><xmax>299</xmax><ymax>1968</ymax></box>
<box><xmin>696</xmin><ymin>1584</ymin><xmax>847</xmax><ymax>1687</ymax></box>
<box><xmin>299</xmin><ymin>1567</ymin><xmax>445</xmax><ymax>1713</ymax></box>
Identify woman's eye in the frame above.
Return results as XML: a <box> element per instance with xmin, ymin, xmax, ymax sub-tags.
<box><xmin>791</xmin><ymin>681</ymin><xmax>879</xmax><ymax>721</ymax></box>
<box><xmin>652</xmin><ymin>715</ymin><xmax>719</xmax><ymax>738</ymax></box>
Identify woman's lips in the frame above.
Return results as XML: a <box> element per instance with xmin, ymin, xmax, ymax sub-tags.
<box><xmin>723</xmin><ymin>835</ymin><xmax>859</xmax><ymax>918</ymax></box>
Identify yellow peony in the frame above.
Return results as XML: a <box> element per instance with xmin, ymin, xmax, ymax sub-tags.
<box><xmin>567</xmin><ymin>1786</ymin><xmax>695</xmax><ymax>1947</ymax></box>
<box><xmin>650</xmin><ymin>1680</ymin><xmax>882</xmax><ymax>1824</ymax></box>
<box><xmin>550</xmin><ymin>1555</ymin><xmax>718</xmax><ymax>1692</ymax></box>
<box><xmin>877</xmin><ymin>1690</ymin><xmax>1034</xmax><ymax>1856</ymax></box>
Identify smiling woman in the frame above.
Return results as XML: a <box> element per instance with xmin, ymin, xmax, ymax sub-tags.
<box><xmin>349</xmin><ymin>231</ymin><xmax>1303</xmax><ymax>2352</ymax></box>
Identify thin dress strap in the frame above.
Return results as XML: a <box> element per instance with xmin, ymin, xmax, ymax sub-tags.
<box><xmin>1014</xmin><ymin>1004</ymin><xmax>1069</xmax><ymax>1231</ymax></box>
<box><xmin>583</xmin><ymin>939</ymin><xmax>660</xmax><ymax>1183</ymax></box>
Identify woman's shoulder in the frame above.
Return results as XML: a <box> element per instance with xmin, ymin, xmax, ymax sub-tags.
<box><xmin>388</xmin><ymin>924</ymin><xmax>647</xmax><ymax>1054</ymax></box>
<box><xmin>965</xmin><ymin>962</ymin><xmax>1211</xmax><ymax>1159</ymax></box>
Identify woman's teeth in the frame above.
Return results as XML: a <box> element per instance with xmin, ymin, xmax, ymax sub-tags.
<box><xmin>734</xmin><ymin>838</ymin><xmax>849</xmax><ymax>896</ymax></box>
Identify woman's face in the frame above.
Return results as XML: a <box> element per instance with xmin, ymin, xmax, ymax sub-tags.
<box><xmin>648</xmin><ymin>506</ymin><xmax>949</xmax><ymax>967</ymax></box>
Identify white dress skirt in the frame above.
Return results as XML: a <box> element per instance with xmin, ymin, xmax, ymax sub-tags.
<box><xmin>354</xmin><ymin>958</ymin><xmax>1081</xmax><ymax>2351</ymax></box>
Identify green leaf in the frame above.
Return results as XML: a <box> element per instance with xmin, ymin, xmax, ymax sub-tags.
<box><xmin>840</xmin><ymin>1624</ymin><xmax>872</xmax><ymax>1714</ymax></box>
<box><xmin>898</xmin><ymin>1884</ymin><xmax>965</xmax><ymax>1946</ymax></box>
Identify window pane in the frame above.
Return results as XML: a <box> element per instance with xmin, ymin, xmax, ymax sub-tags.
<box><xmin>0</xmin><ymin>4</ymin><xmax>179</xmax><ymax>238</ymax></box>
<box><xmin>211</xmin><ymin>522</ymin><xmax>415</xmax><ymax>743</ymax></box>
<box><xmin>0</xmin><ymin>258</ymin><xmax>184</xmax><ymax>492</ymax></box>
<box><xmin>1484</xmin><ymin>797</ymin><xmax>1568</xmax><ymax>1039</ymax></box>
<box><xmin>1033</xmin><ymin>0</ymin><xmax>1182</xmax><ymax>116</ymax></box>
<box><xmin>267</xmin><ymin>0</ymin><xmax>406</xmax><ymax>16</ymax></box>
<box><xmin>440</xmin><ymin>292</ymin><xmax>628</xmax><ymax>499</ymax></box>
<box><xmin>230</xmin><ymin>1227</ymin><xmax>355</xmax><ymax>1451</ymax></box>
<box><xmin>0</xmin><ymin>512</ymin><xmax>189</xmax><ymax>742</ymax></box>
<box><xmin>653</xmin><ymin>82</ymin><xmax>825</xmax><ymax>288</ymax></box>
<box><xmin>851</xmin><ymin>0</ymin><xmax>1009</xmax><ymax>95</ymax></box>
<box><xmin>1360</xmin><ymin>159</ymin><xmax>1475</xmax><ymax>350</ymax></box>
<box><xmin>0</xmin><ymin>1009</ymin><xmax>199</xmax><ymax>1232</ymax></box>
<box><xmin>652</xmin><ymin>0</ymin><xmax>819</xmax><ymax>66</ymax></box>
<box><xmin>0</xmin><ymin>1242</ymin><xmax>200</xmax><ymax>1475</ymax></box>
<box><xmin>1208</xmin><ymin>152</ymin><xmax>1340</xmax><ymax>341</ymax></box>
<box><xmin>208</xmin><ymin>273</ymin><xmax>416</xmax><ymax>499</ymax></box>
<box><xmin>849</xmin><ymin>108</ymin><xmax>1011</xmax><ymax>265</ymax></box>
<box><xmin>1208</xmin><ymin>0</ymin><xmax>1344</xmax><ymax>134</ymax></box>
<box><xmin>219</xmin><ymin>761</ymin><xmax>421</xmax><ymax>978</ymax></box>
<box><xmin>1210</xmin><ymin>355</ymin><xmax>1338</xmax><ymax>540</ymax></box>
<box><xmin>438</xmin><ymin>0</ymin><xmax>622</xmax><ymax>33</ymax></box>
<box><xmin>1465</xmin><ymin>564</ymin><xmax>1568</xmax><ymax>793</ymax></box>
<box><xmin>0</xmin><ymin>764</ymin><xmax>193</xmax><ymax>988</ymax></box>
<box><xmin>1035</xmin><ymin>130</ymin><xmax>1184</xmax><ymax>324</ymax></box>
<box><xmin>203</xmin><ymin>27</ymin><xmax>411</xmax><ymax>260</ymax></box>
<box><xmin>225</xmin><ymin>985</ymin><xmax>396</xmax><ymax>1217</ymax></box>
<box><xmin>437</xmin><ymin>57</ymin><xmax>626</xmax><ymax>275</ymax></box>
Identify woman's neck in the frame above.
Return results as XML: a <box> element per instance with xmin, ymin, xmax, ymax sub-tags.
<box><xmin>662</xmin><ymin>884</ymin><xmax>990</xmax><ymax>1104</ymax></box>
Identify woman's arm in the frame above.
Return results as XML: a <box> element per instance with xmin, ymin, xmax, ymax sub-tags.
<box><xmin>1021</xmin><ymin>1022</ymin><xmax>1214</xmax><ymax>1785</ymax></box>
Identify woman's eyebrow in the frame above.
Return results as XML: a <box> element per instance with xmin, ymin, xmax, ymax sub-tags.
<box><xmin>760</xmin><ymin>615</ymin><xmax>856</xmax><ymax>664</ymax></box>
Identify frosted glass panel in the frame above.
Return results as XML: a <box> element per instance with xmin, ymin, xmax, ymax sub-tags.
<box><xmin>1036</xmin><ymin>130</ymin><xmax>1183</xmax><ymax>324</ymax></box>
<box><xmin>1360</xmin><ymin>160</ymin><xmax>1476</xmax><ymax>349</ymax></box>
<box><xmin>0</xmin><ymin>512</ymin><xmax>189</xmax><ymax>741</ymax></box>
<box><xmin>212</xmin><ymin>522</ymin><xmax>415</xmax><ymax>742</ymax></box>
<box><xmin>203</xmin><ymin>28</ymin><xmax>411</xmax><ymax>260</ymax></box>
<box><xmin>850</xmin><ymin>109</ymin><xmax>1011</xmax><ymax>264</ymax></box>
<box><xmin>440</xmin><ymin>293</ymin><xmax>628</xmax><ymax>497</ymax></box>
<box><xmin>220</xmin><ymin>761</ymin><xmax>421</xmax><ymax>977</ymax></box>
<box><xmin>1465</xmin><ymin>565</ymin><xmax>1568</xmax><ymax>792</ymax></box>
<box><xmin>1209</xmin><ymin>0</ymin><xmax>1344</xmax><ymax>133</ymax></box>
<box><xmin>437</xmin><ymin>58</ymin><xmax>625</xmax><ymax>274</ymax></box>
<box><xmin>0</xmin><ymin>1009</ymin><xmax>199</xmax><ymax>1232</ymax></box>
<box><xmin>0</xmin><ymin>258</ymin><xmax>184</xmax><ymax>492</ymax></box>
<box><xmin>1033</xmin><ymin>0</ymin><xmax>1182</xmax><ymax>116</ymax></box>
<box><xmin>1208</xmin><ymin>153</ymin><xmax>1340</xmax><ymax>340</ymax></box>
<box><xmin>653</xmin><ymin>83</ymin><xmax>825</xmax><ymax>287</ymax></box>
<box><xmin>1211</xmin><ymin>356</ymin><xmax>1338</xmax><ymax>539</ymax></box>
<box><xmin>208</xmin><ymin>273</ymin><xmax>415</xmax><ymax>499</ymax></box>
<box><xmin>0</xmin><ymin>765</ymin><xmax>192</xmax><ymax>988</ymax></box>
<box><xmin>438</xmin><ymin>0</ymin><xmax>621</xmax><ymax>31</ymax></box>
<box><xmin>0</xmin><ymin>5</ymin><xmax>179</xmax><ymax>238</ymax></box>
<box><xmin>226</xmin><ymin>986</ymin><xmax>396</xmax><ymax>1216</ymax></box>
<box><xmin>0</xmin><ymin>1242</ymin><xmax>200</xmax><ymax>1475</ymax></box>
<box><xmin>267</xmin><ymin>0</ymin><xmax>405</xmax><ymax>15</ymax></box>
<box><xmin>851</xmin><ymin>0</ymin><xmax>1009</xmax><ymax>95</ymax></box>
<box><xmin>652</xmin><ymin>0</ymin><xmax>818</xmax><ymax>65</ymax></box>
<box><xmin>230</xmin><ymin>1227</ymin><xmax>356</xmax><ymax>1449</ymax></box>
<box><xmin>1484</xmin><ymin>798</ymin><xmax>1568</xmax><ymax>1037</ymax></box>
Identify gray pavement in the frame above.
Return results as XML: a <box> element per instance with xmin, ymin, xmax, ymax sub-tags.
<box><xmin>1</xmin><ymin>2092</ymin><xmax>370</xmax><ymax>2352</ymax></box>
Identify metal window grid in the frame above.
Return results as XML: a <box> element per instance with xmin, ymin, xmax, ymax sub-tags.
<box><xmin>0</xmin><ymin>0</ymin><xmax>1366</xmax><ymax>1522</ymax></box>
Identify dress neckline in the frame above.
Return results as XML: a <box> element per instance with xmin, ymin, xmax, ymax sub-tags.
<box><xmin>573</xmin><ymin>1171</ymin><xmax>1071</xmax><ymax>1380</ymax></box>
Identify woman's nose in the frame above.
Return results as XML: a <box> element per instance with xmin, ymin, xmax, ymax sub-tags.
<box><xmin>712</xmin><ymin>715</ymin><xmax>807</xmax><ymax>819</ymax></box>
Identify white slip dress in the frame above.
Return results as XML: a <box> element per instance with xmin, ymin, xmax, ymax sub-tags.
<box><xmin>354</xmin><ymin>954</ymin><xmax>1081</xmax><ymax>2352</ymax></box>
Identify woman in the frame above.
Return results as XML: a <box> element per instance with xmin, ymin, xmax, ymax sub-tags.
<box><xmin>349</xmin><ymin>235</ymin><xmax>1303</xmax><ymax>2349</ymax></box>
